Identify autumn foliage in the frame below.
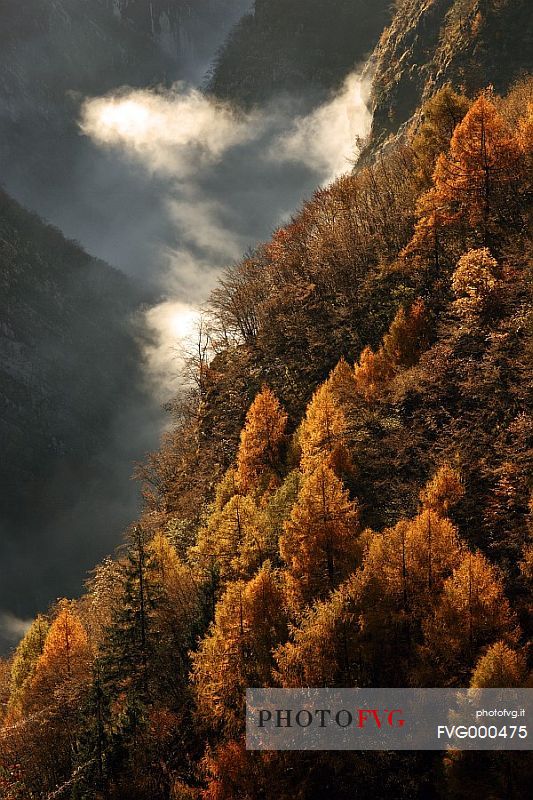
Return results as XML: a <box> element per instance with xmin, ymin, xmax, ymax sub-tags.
<box><xmin>0</xmin><ymin>78</ymin><xmax>531</xmax><ymax>800</ymax></box>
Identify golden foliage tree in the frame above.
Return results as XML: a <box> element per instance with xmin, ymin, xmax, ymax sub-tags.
<box><xmin>411</xmin><ymin>85</ymin><xmax>472</xmax><ymax>187</ymax></box>
<box><xmin>276</xmin><ymin>579</ymin><xmax>359</xmax><ymax>687</ymax></box>
<box><xmin>279</xmin><ymin>461</ymin><xmax>360</xmax><ymax>606</ymax></box>
<box><xmin>191</xmin><ymin>566</ymin><xmax>287</xmax><ymax>734</ymax></box>
<box><xmin>382</xmin><ymin>299</ymin><xmax>430</xmax><ymax>368</ymax></box>
<box><xmin>470</xmin><ymin>641</ymin><xmax>526</xmax><ymax>688</ymax></box>
<box><xmin>353</xmin><ymin>345</ymin><xmax>394</xmax><ymax>400</ymax></box>
<box><xmin>363</xmin><ymin>510</ymin><xmax>463</xmax><ymax>620</ymax></box>
<box><xmin>451</xmin><ymin>247</ymin><xmax>499</xmax><ymax>314</ymax></box>
<box><xmin>193</xmin><ymin>494</ymin><xmax>274</xmax><ymax>584</ymax></box>
<box><xmin>7</xmin><ymin>615</ymin><xmax>49</xmax><ymax>715</ymax></box>
<box><xmin>406</xmin><ymin>94</ymin><xmax>526</xmax><ymax>262</ymax></box>
<box><xmin>353</xmin><ymin>300</ymin><xmax>429</xmax><ymax>399</ymax></box>
<box><xmin>423</xmin><ymin>551</ymin><xmax>519</xmax><ymax>679</ymax></box>
<box><xmin>147</xmin><ymin>532</ymin><xmax>200</xmax><ymax>687</ymax></box>
<box><xmin>298</xmin><ymin>362</ymin><xmax>353</xmax><ymax>475</ymax></box>
<box><xmin>2</xmin><ymin>602</ymin><xmax>92</xmax><ymax>798</ymax></box>
<box><xmin>420</xmin><ymin>463</ymin><xmax>464</xmax><ymax>517</ymax></box>
<box><xmin>236</xmin><ymin>387</ymin><xmax>287</xmax><ymax>492</ymax></box>
<box><xmin>27</xmin><ymin>600</ymin><xmax>90</xmax><ymax>710</ymax></box>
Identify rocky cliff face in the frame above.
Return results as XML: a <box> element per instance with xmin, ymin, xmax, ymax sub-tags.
<box><xmin>368</xmin><ymin>0</ymin><xmax>532</xmax><ymax>149</ymax></box>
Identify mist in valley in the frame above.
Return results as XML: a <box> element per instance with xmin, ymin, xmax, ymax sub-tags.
<box><xmin>0</xmin><ymin>0</ymin><xmax>372</xmax><ymax>650</ymax></box>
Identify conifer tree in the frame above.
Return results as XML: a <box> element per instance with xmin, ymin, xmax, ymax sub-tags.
<box><xmin>298</xmin><ymin>368</ymin><xmax>351</xmax><ymax>475</ymax></box>
<box><xmin>470</xmin><ymin>641</ymin><xmax>525</xmax><ymax>688</ymax></box>
<box><xmin>406</xmin><ymin>94</ymin><xmax>526</xmax><ymax>261</ymax></box>
<box><xmin>353</xmin><ymin>345</ymin><xmax>394</xmax><ymax>400</ymax></box>
<box><xmin>191</xmin><ymin>566</ymin><xmax>287</xmax><ymax>734</ymax></box>
<box><xmin>193</xmin><ymin>494</ymin><xmax>274</xmax><ymax>584</ymax></box>
<box><xmin>411</xmin><ymin>85</ymin><xmax>471</xmax><ymax>187</ymax></box>
<box><xmin>28</xmin><ymin>600</ymin><xmax>90</xmax><ymax>710</ymax></box>
<box><xmin>7</xmin><ymin>615</ymin><xmax>49</xmax><ymax>715</ymax></box>
<box><xmin>382</xmin><ymin>299</ymin><xmax>430</xmax><ymax>368</ymax></box>
<box><xmin>276</xmin><ymin>579</ymin><xmax>359</xmax><ymax>687</ymax></box>
<box><xmin>423</xmin><ymin>551</ymin><xmax>519</xmax><ymax>680</ymax></box>
<box><xmin>280</xmin><ymin>461</ymin><xmax>360</xmax><ymax>606</ymax></box>
<box><xmin>420</xmin><ymin>464</ymin><xmax>464</xmax><ymax>518</ymax></box>
<box><xmin>102</xmin><ymin>526</ymin><xmax>156</xmax><ymax>707</ymax></box>
<box><xmin>236</xmin><ymin>387</ymin><xmax>288</xmax><ymax>492</ymax></box>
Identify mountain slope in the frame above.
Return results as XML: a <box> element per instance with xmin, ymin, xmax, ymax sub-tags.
<box><xmin>368</xmin><ymin>0</ymin><xmax>533</xmax><ymax>149</ymax></box>
<box><xmin>0</xmin><ymin>188</ymin><xmax>158</xmax><ymax>649</ymax></box>
<box><xmin>207</xmin><ymin>0</ymin><xmax>391</xmax><ymax>106</ymax></box>
<box><xmin>2</xmin><ymin>76</ymin><xmax>531</xmax><ymax>799</ymax></box>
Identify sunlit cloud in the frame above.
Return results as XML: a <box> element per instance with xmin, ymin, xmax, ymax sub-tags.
<box><xmin>80</xmin><ymin>75</ymin><xmax>372</xmax><ymax>396</ymax></box>
<box><xmin>273</xmin><ymin>73</ymin><xmax>372</xmax><ymax>182</ymax></box>
<box><xmin>81</xmin><ymin>86</ymin><xmax>259</xmax><ymax>176</ymax></box>
<box><xmin>143</xmin><ymin>299</ymin><xmax>204</xmax><ymax>401</ymax></box>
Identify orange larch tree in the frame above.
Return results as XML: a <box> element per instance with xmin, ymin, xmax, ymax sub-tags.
<box><xmin>236</xmin><ymin>387</ymin><xmax>288</xmax><ymax>493</ymax></box>
<box><xmin>279</xmin><ymin>460</ymin><xmax>360</xmax><ymax>606</ymax></box>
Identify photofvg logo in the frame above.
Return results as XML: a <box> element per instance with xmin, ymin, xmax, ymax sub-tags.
<box><xmin>257</xmin><ymin>707</ymin><xmax>405</xmax><ymax>731</ymax></box>
<box><xmin>246</xmin><ymin>688</ymin><xmax>533</xmax><ymax>751</ymax></box>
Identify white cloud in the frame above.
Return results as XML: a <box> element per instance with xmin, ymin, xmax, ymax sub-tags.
<box><xmin>80</xmin><ymin>76</ymin><xmax>372</xmax><ymax>395</ymax></box>
<box><xmin>272</xmin><ymin>73</ymin><xmax>372</xmax><ymax>183</ymax></box>
<box><xmin>81</xmin><ymin>85</ymin><xmax>259</xmax><ymax>176</ymax></box>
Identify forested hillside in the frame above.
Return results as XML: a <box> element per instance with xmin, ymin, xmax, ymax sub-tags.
<box><xmin>1</xmin><ymin>64</ymin><xmax>531</xmax><ymax>798</ymax></box>
<box><xmin>0</xmin><ymin>189</ymin><xmax>156</xmax><ymax>651</ymax></box>
<box><xmin>207</xmin><ymin>0</ymin><xmax>391</xmax><ymax>105</ymax></box>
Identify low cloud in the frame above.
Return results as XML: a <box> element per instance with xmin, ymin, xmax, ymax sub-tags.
<box><xmin>80</xmin><ymin>75</ymin><xmax>372</xmax><ymax>398</ymax></box>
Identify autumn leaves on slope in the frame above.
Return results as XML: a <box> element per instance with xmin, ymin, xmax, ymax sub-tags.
<box><xmin>0</xmin><ymin>88</ymin><xmax>531</xmax><ymax>797</ymax></box>
<box><xmin>192</xmin><ymin>372</ymin><xmax>525</xmax><ymax>737</ymax></box>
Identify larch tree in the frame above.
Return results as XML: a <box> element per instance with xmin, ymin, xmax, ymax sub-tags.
<box><xmin>298</xmin><ymin>360</ymin><xmax>355</xmax><ymax>477</ymax></box>
<box><xmin>353</xmin><ymin>300</ymin><xmax>430</xmax><ymax>399</ymax></box>
<box><xmin>146</xmin><ymin>532</ymin><xmax>201</xmax><ymax>697</ymax></box>
<box><xmin>279</xmin><ymin>460</ymin><xmax>360</xmax><ymax>606</ymax></box>
<box><xmin>6</xmin><ymin>601</ymin><xmax>93</xmax><ymax>798</ymax></box>
<box><xmin>367</xmin><ymin>511</ymin><xmax>464</xmax><ymax>617</ymax></box>
<box><xmin>275</xmin><ymin>578</ymin><xmax>360</xmax><ymax>688</ymax></box>
<box><xmin>193</xmin><ymin>494</ymin><xmax>274</xmax><ymax>585</ymax></box>
<box><xmin>422</xmin><ymin>551</ymin><xmax>519</xmax><ymax>681</ymax></box>
<box><xmin>407</xmin><ymin>94</ymin><xmax>525</xmax><ymax>260</ymax></box>
<box><xmin>353</xmin><ymin>345</ymin><xmax>394</xmax><ymax>401</ymax></box>
<box><xmin>411</xmin><ymin>84</ymin><xmax>472</xmax><ymax>188</ymax></box>
<box><xmin>236</xmin><ymin>387</ymin><xmax>288</xmax><ymax>493</ymax></box>
<box><xmin>419</xmin><ymin>463</ymin><xmax>464</xmax><ymax>518</ymax></box>
<box><xmin>470</xmin><ymin>641</ymin><xmax>526</xmax><ymax>688</ymax></box>
<box><xmin>7</xmin><ymin>614</ymin><xmax>49</xmax><ymax>716</ymax></box>
<box><xmin>191</xmin><ymin>566</ymin><xmax>288</xmax><ymax>735</ymax></box>
<box><xmin>28</xmin><ymin>600</ymin><xmax>90</xmax><ymax>711</ymax></box>
<box><xmin>381</xmin><ymin>299</ymin><xmax>430</xmax><ymax>369</ymax></box>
